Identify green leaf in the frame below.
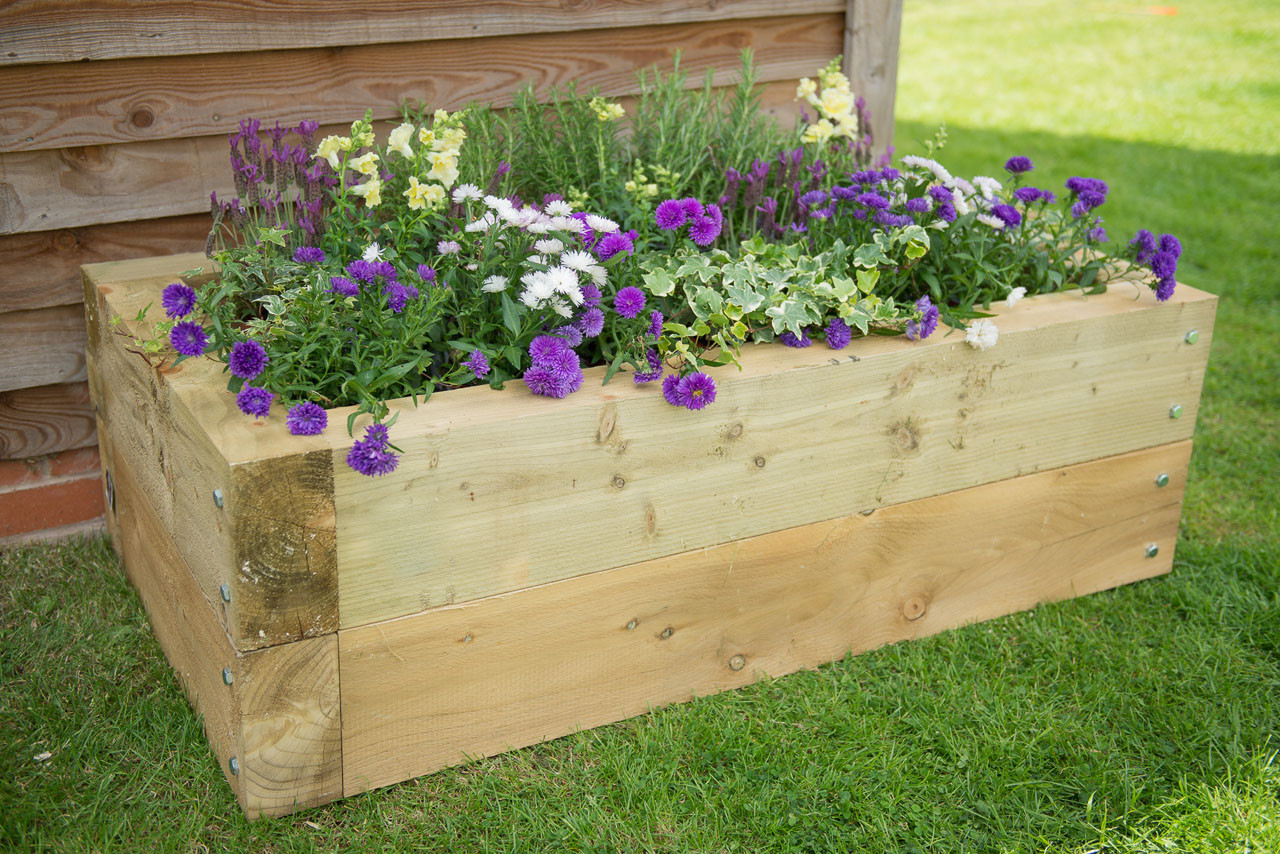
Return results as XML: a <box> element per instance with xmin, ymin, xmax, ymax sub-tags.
<box><xmin>765</xmin><ymin>297</ymin><xmax>816</xmax><ymax>335</ymax></box>
<box><xmin>856</xmin><ymin>268</ymin><xmax>881</xmax><ymax>294</ymax></box>
<box><xmin>642</xmin><ymin>268</ymin><xmax>677</xmax><ymax>297</ymax></box>
<box><xmin>499</xmin><ymin>293</ymin><xmax>523</xmax><ymax>336</ymax></box>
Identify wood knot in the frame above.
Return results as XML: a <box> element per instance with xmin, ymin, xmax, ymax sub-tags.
<box><xmin>729</xmin><ymin>654</ymin><xmax>746</xmax><ymax>671</ymax></box>
<box><xmin>888</xmin><ymin>419</ymin><xmax>920</xmax><ymax>452</ymax></box>
<box><xmin>753</xmin><ymin>456</ymin><xmax>766</xmax><ymax>468</ymax></box>
<box><xmin>659</xmin><ymin>626</ymin><xmax>674</xmax><ymax>640</ymax></box>
<box><xmin>903</xmin><ymin>597</ymin><xmax>927</xmax><ymax>621</ymax></box>
<box><xmin>612</xmin><ymin>474</ymin><xmax>626</xmax><ymax>489</ymax></box>
<box><xmin>625</xmin><ymin>619</ymin><xmax>637</xmax><ymax>631</ymax></box>
<box><xmin>130</xmin><ymin>107</ymin><xmax>155</xmax><ymax>128</ymax></box>
<box><xmin>596</xmin><ymin>403</ymin><xmax>617</xmax><ymax>444</ymax></box>
<box><xmin>727</xmin><ymin>422</ymin><xmax>744</xmax><ymax>440</ymax></box>
<box><xmin>644</xmin><ymin>502</ymin><xmax>657</xmax><ymax>536</ymax></box>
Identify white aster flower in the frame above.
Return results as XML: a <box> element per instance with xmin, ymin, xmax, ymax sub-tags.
<box><xmin>972</xmin><ymin>176</ymin><xmax>1003</xmax><ymax>200</ymax></box>
<box><xmin>534</xmin><ymin>238</ymin><xmax>564</xmax><ymax>254</ymax></box>
<box><xmin>1005</xmin><ymin>286</ymin><xmax>1027</xmax><ymax>308</ymax></box>
<box><xmin>362</xmin><ymin>242</ymin><xmax>385</xmax><ymax>262</ymax></box>
<box><xmin>464</xmin><ymin>212</ymin><xmax>498</xmax><ymax>233</ymax></box>
<box><xmin>526</xmin><ymin>220</ymin><xmax>550</xmax><ymax>234</ymax></box>
<box><xmin>464</xmin><ymin>263</ymin><xmax>478</xmax><ymax>271</ymax></box>
<box><xmin>948</xmin><ymin>176</ymin><xmax>976</xmax><ymax>199</ymax></box>
<box><xmin>560</xmin><ymin>249</ymin><xmax>594</xmax><ymax>271</ymax></box>
<box><xmin>976</xmin><ymin>213</ymin><xmax>1006</xmax><ymax>230</ymax></box>
<box><xmin>965</xmin><ymin>319</ymin><xmax>999</xmax><ymax>351</ymax></box>
<box><xmin>437</xmin><ymin>239</ymin><xmax>461</xmax><ymax>255</ymax></box>
<box><xmin>521</xmin><ymin>270</ymin><xmax>556</xmax><ymax>302</ymax></box>
<box><xmin>547</xmin><ymin>266</ymin><xmax>583</xmax><ymax>303</ymax></box>
<box><xmin>519</xmin><ymin>290</ymin><xmax>541</xmax><ymax>310</ymax></box>
<box><xmin>587</xmin><ymin>264</ymin><xmax>608</xmax><ymax>287</ymax></box>
<box><xmin>528</xmin><ymin>254</ymin><xmax>548</xmax><ymax>267</ymax></box>
<box><xmin>452</xmin><ymin>183</ymin><xmax>482</xmax><ymax>203</ymax></box>
<box><xmin>901</xmin><ymin>155</ymin><xmax>954</xmax><ymax>185</ymax></box>
<box><xmin>585</xmin><ymin>214</ymin><xmax>619</xmax><ymax>234</ymax></box>
<box><xmin>551</xmin><ymin>298</ymin><xmax>575</xmax><ymax>318</ymax></box>
<box><xmin>545</xmin><ymin>199</ymin><xmax>573</xmax><ymax>216</ymax></box>
<box><xmin>552</xmin><ymin>215</ymin><xmax>585</xmax><ymax>234</ymax></box>
<box><xmin>482</xmin><ymin>275</ymin><xmax>507</xmax><ymax>293</ymax></box>
<box><xmin>952</xmin><ymin>193</ymin><xmax>971</xmax><ymax>216</ymax></box>
<box><xmin>483</xmin><ymin>194</ymin><xmax>511</xmax><ymax>212</ymax></box>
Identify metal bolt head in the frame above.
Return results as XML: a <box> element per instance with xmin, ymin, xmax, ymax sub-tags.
<box><xmin>212</xmin><ymin>488</ymin><xmax>224</xmax><ymax>508</ymax></box>
<box><xmin>1169</xmin><ymin>404</ymin><xmax>1183</xmax><ymax>419</ymax></box>
<box><xmin>219</xmin><ymin>583</ymin><xmax>231</xmax><ymax>603</ymax></box>
<box><xmin>729</xmin><ymin>654</ymin><xmax>746</xmax><ymax>672</ymax></box>
<box><xmin>1145</xmin><ymin>543</ymin><xmax>1160</xmax><ymax>558</ymax></box>
<box><xmin>222</xmin><ymin>667</ymin><xmax>234</xmax><ymax>686</ymax></box>
<box><xmin>625</xmin><ymin>619</ymin><xmax>637</xmax><ymax>631</ymax></box>
<box><xmin>1185</xmin><ymin>329</ymin><xmax>1199</xmax><ymax>344</ymax></box>
<box><xmin>228</xmin><ymin>756</ymin><xmax>240</xmax><ymax>776</ymax></box>
<box><xmin>1155</xmin><ymin>472</ymin><xmax>1170</xmax><ymax>488</ymax></box>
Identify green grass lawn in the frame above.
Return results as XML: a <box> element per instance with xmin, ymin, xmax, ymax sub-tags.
<box><xmin>3</xmin><ymin>1</ymin><xmax>1278</xmax><ymax>850</ymax></box>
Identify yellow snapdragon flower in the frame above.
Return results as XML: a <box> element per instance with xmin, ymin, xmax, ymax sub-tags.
<box><xmin>350</xmin><ymin>120</ymin><xmax>375</xmax><ymax>148</ymax></box>
<box><xmin>418</xmin><ymin>127</ymin><xmax>436</xmax><ymax>147</ymax></box>
<box><xmin>818</xmin><ymin>88</ymin><xmax>854</xmax><ymax>122</ymax></box>
<box><xmin>426</xmin><ymin>151</ymin><xmax>460</xmax><ymax>188</ymax></box>
<box><xmin>404</xmin><ymin>176</ymin><xmax>445</xmax><ymax>210</ymax></box>
<box><xmin>387</xmin><ymin>122</ymin><xmax>415</xmax><ymax>159</ymax></box>
<box><xmin>351</xmin><ymin>177</ymin><xmax>382</xmax><ymax>207</ymax></box>
<box><xmin>801</xmin><ymin>118</ymin><xmax>835</xmax><ymax>145</ymax></box>
<box><xmin>836</xmin><ymin>112</ymin><xmax>861</xmax><ymax>139</ymax></box>
<box><xmin>349</xmin><ymin>152</ymin><xmax>380</xmax><ymax>176</ymax></box>
<box><xmin>314</xmin><ymin>135</ymin><xmax>352</xmax><ymax>170</ymax></box>
<box><xmin>796</xmin><ymin>77</ymin><xmax>819</xmax><ymax>105</ymax></box>
<box><xmin>434</xmin><ymin>126</ymin><xmax>466</xmax><ymax>153</ymax></box>
<box><xmin>589</xmin><ymin>97</ymin><xmax>625</xmax><ymax>122</ymax></box>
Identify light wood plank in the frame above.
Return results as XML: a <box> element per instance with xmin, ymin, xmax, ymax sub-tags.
<box><xmin>0</xmin><ymin>0</ymin><xmax>844</xmax><ymax>67</ymax></box>
<box><xmin>2</xmin><ymin>14</ymin><xmax>840</xmax><ymax>152</ymax></box>
<box><xmin>0</xmin><ymin>381</ymin><xmax>96</xmax><ymax>459</ymax></box>
<box><xmin>0</xmin><ymin>78</ymin><xmax>799</xmax><ymax>235</ymax></box>
<box><xmin>844</xmin><ymin>0</ymin><xmax>903</xmax><ymax>155</ymax></box>
<box><xmin>0</xmin><ymin>215</ymin><xmax>208</xmax><ymax>313</ymax></box>
<box><xmin>340</xmin><ymin>441</ymin><xmax>1190</xmax><ymax>795</ymax></box>
<box><xmin>0</xmin><ymin>304</ymin><xmax>87</xmax><ymax>392</ymax></box>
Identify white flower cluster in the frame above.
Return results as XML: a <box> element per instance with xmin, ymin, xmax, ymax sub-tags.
<box><xmin>900</xmin><ymin>156</ymin><xmax>1006</xmax><ymax>224</ymax></box>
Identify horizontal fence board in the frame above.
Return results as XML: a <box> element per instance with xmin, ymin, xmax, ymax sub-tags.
<box><xmin>0</xmin><ymin>381</ymin><xmax>96</xmax><ymax>459</ymax></box>
<box><xmin>2</xmin><ymin>13</ymin><xmax>839</xmax><ymax>152</ymax></box>
<box><xmin>0</xmin><ymin>79</ymin><xmax>801</xmax><ymax>235</ymax></box>
<box><xmin>0</xmin><ymin>215</ymin><xmax>209</xmax><ymax>313</ymax></box>
<box><xmin>0</xmin><ymin>304</ymin><xmax>87</xmax><ymax>392</ymax></box>
<box><xmin>0</xmin><ymin>0</ymin><xmax>843</xmax><ymax>67</ymax></box>
<box><xmin>339</xmin><ymin>441</ymin><xmax>1189</xmax><ymax>795</ymax></box>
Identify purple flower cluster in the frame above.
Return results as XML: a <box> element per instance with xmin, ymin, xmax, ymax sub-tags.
<box><xmin>1013</xmin><ymin>186</ymin><xmax>1056</xmax><ymax>205</ymax></box>
<box><xmin>1130</xmin><ymin>229</ymin><xmax>1182</xmax><ymax>301</ymax></box>
<box><xmin>905</xmin><ymin>295</ymin><xmax>939</xmax><ymax>341</ymax></box>
<box><xmin>523</xmin><ymin>335</ymin><xmax>583</xmax><ymax>399</ymax></box>
<box><xmin>928</xmin><ymin>185</ymin><xmax>957</xmax><ymax>223</ymax></box>
<box><xmin>463</xmin><ymin>349</ymin><xmax>490</xmax><ymax>379</ymax></box>
<box><xmin>343</xmin><ymin>258</ymin><xmax>418</xmax><ymax>314</ymax></box>
<box><xmin>991</xmin><ymin>203</ymin><xmax>1022</xmax><ymax>228</ymax></box>
<box><xmin>347</xmin><ymin>423</ymin><xmax>399</xmax><ymax>477</ymax></box>
<box><xmin>779</xmin><ymin>330</ymin><xmax>812</xmax><ymax>348</ymax></box>
<box><xmin>654</xmin><ymin>197</ymin><xmax>724</xmax><ymax>247</ymax></box>
<box><xmin>328</xmin><ymin>276</ymin><xmax>359</xmax><ymax>297</ymax></box>
<box><xmin>228</xmin><ymin>339</ymin><xmax>268</xmax><ymax>379</ymax></box>
<box><xmin>169</xmin><ymin>320</ymin><xmax>207</xmax><ymax>356</ymax></box>
<box><xmin>235</xmin><ymin>385</ymin><xmax>274</xmax><ymax>418</ymax></box>
<box><xmin>825</xmin><ymin>317</ymin><xmax>852</xmax><ymax>350</ymax></box>
<box><xmin>613</xmin><ymin>286</ymin><xmax>646</xmax><ymax>319</ymax></box>
<box><xmin>647</xmin><ymin>310</ymin><xmax>664</xmax><ymax>340</ymax></box>
<box><xmin>1004</xmin><ymin>156</ymin><xmax>1034</xmax><ymax>175</ymax></box>
<box><xmin>162</xmin><ymin>282</ymin><xmax>196</xmax><ymax>318</ymax></box>
<box><xmin>576</xmin><ymin>306</ymin><xmax>605</xmax><ymax>338</ymax></box>
<box><xmin>661</xmin><ymin>372</ymin><xmax>717</xmax><ymax>410</ymax></box>
<box><xmin>595</xmin><ymin>230</ymin><xmax>637</xmax><ymax>261</ymax></box>
<box><xmin>292</xmin><ymin>246</ymin><xmax>326</xmax><ymax>265</ymax></box>
<box><xmin>633</xmin><ymin>349</ymin><xmax>664</xmax><ymax>384</ymax></box>
<box><xmin>286</xmin><ymin>401</ymin><xmax>327</xmax><ymax>436</ymax></box>
<box><xmin>1065</xmin><ymin>176</ymin><xmax>1109</xmax><ymax>218</ymax></box>
<box><xmin>220</xmin><ymin>117</ymin><xmax>332</xmax><ymax>245</ymax></box>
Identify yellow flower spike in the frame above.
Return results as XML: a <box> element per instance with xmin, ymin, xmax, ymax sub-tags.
<box><xmin>801</xmin><ymin>118</ymin><xmax>835</xmax><ymax>145</ymax></box>
<box><xmin>349</xmin><ymin>152</ymin><xmax>380</xmax><ymax>176</ymax></box>
<box><xmin>818</xmin><ymin>88</ymin><xmax>854</xmax><ymax>122</ymax></box>
<box><xmin>796</xmin><ymin>77</ymin><xmax>818</xmax><ymax>102</ymax></box>
<box><xmin>588</xmin><ymin>96</ymin><xmax>625</xmax><ymax>121</ymax></box>
<box><xmin>426</xmin><ymin>150</ymin><xmax>460</xmax><ymax>188</ymax></box>
<box><xmin>349</xmin><ymin>119</ymin><xmax>375</xmax><ymax>148</ymax></box>
<box><xmin>314</xmin><ymin>135</ymin><xmax>352</xmax><ymax>170</ymax></box>
<box><xmin>418</xmin><ymin>127</ymin><xmax>436</xmax><ymax>147</ymax></box>
<box><xmin>351</xmin><ymin>177</ymin><xmax>382</xmax><ymax>207</ymax></box>
<box><xmin>387</xmin><ymin>122</ymin><xmax>415</xmax><ymax>159</ymax></box>
<box><xmin>433</xmin><ymin>108</ymin><xmax>449</xmax><ymax>124</ymax></box>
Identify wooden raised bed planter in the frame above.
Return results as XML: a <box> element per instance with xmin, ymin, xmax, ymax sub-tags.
<box><xmin>83</xmin><ymin>253</ymin><xmax>1215</xmax><ymax>817</ymax></box>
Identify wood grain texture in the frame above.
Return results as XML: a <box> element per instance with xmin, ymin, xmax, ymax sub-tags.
<box><xmin>0</xmin><ymin>304</ymin><xmax>87</xmax><ymax>392</ymax></box>
<box><xmin>236</xmin><ymin>635</ymin><xmax>342</xmax><ymax>818</ymax></box>
<box><xmin>0</xmin><ymin>381</ymin><xmax>97</xmax><ymax>459</ymax></box>
<box><xmin>0</xmin><ymin>78</ymin><xmax>799</xmax><ymax>235</ymax></box>
<box><xmin>2</xmin><ymin>13</ymin><xmax>841</xmax><ymax>151</ymax></box>
<box><xmin>0</xmin><ymin>215</ymin><xmax>209</xmax><ymax>313</ymax></box>
<box><xmin>339</xmin><ymin>441</ymin><xmax>1190</xmax><ymax>795</ymax></box>
<box><xmin>0</xmin><ymin>0</ymin><xmax>844</xmax><ymax>66</ymax></box>
<box><xmin>844</xmin><ymin>0</ymin><xmax>902</xmax><ymax>155</ymax></box>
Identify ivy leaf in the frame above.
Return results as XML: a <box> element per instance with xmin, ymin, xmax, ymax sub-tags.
<box><xmin>853</xmin><ymin>241</ymin><xmax>892</xmax><ymax>269</ymax></box>
<box><xmin>856</xmin><ymin>268</ymin><xmax>881</xmax><ymax>294</ymax></box>
<box><xmin>642</xmin><ymin>267</ymin><xmax>677</xmax><ymax>297</ymax></box>
<box><xmin>765</xmin><ymin>298</ymin><xmax>816</xmax><ymax>334</ymax></box>
<box><xmin>675</xmin><ymin>255</ymin><xmax>717</xmax><ymax>284</ymax></box>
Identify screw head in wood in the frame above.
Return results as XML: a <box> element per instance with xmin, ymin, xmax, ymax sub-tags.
<box><xmin>1185</xmin><ymin>329</ymin><xmax>1199</xmax><ymax>344</ymax></box>
<box><xmin>228</xmin><ymin>756</ymin><xmax>240</xmax><ymax>775</ymax></box>
<box><xmin>1169</xmin><ymin>404</ymin><xmax>1183</xmax><ymax>419</ymax></box>
<box><xmin>212</xmin><ymin>488</ymin><xmax>224</xmax><ymax>508</ymax></box>
<box><xmin>220</xmin><ymin>583</ymin><xmax>231</xmax><ymax>603</ymax></box>
<box><xmin>625</xmin><ymin>619</ymin><xmax>637</xmax><ymax>631</ymax></box>
<box><xmin>1155</xmin><ymin>472</ymin><xmax>1170</xmax><ymax>488</ymax></box>
<box><xmin>1145</xmin><ymin>543</ymin><xmax>1159</xmax><ymax>558</ymax></box>
<box><xmin>729</xmin><ymin>654</ymin><xmax>746</xmax><ymax>671</ymax></box>
<box><xmin>222</xmin><ymin>667</ymin><xmax>233</xmax><ymax>686</ymax></box>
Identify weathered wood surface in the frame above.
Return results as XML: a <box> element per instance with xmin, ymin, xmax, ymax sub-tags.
<box><xmin>0</xmin><ymin>215</ymin><xmax>208</xmax><ymax>313</ymax></box>
<box><xmin>339</xmin><ymin>441</ymin><xmax>1190</xmax><ymax>795</ymax></box>
<box><xmin>0</xmin><ymin>381</ymin><xmax>97</xmax><ymax>459</ymax></box>
<box><xmin>2</xmin><ymin>14</ymin><xmax>839</xmax><ymax>151</ymax></box>
<box><xmin>0</xmin><ymin>0</ymin><xmax>844</xmax><ymax>67</ymax></box>
<box><xmin>0</xmin><ymin>304</ymin><xmax>87</xmax><ymax>392</ymax></box>
<box><xmin>844</xmin><ymin>0</ymin><xmax>902</xmax><ymax>154</ymax></box>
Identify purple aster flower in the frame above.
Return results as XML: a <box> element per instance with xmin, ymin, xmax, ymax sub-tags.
<box><xmin>1066</xmin><ymin>176</ymin><xmax>1109</xmax><ymax>197</ymax></box>
<box><xmin>875</xmin><ymin>211</ymin><xmax>914</xmax><ymax>228</ymax></box>
<box><xmin>553</xmin><ymin>324</ymin><xmax>584</xmax><ymax>348</ymax></box>
<box><xmin>661</xmin><ymin>373</ymin><xmax>682</xmax><ymax>406</ymax></box>
<box><xmin>799</xmin><ymin>189</ymin><xmax>828</xmax><ymax>208</ymax></box>
<box><xmin>678</xmin><ymin>197</ymin><xmax>705</xmax><ymax>219</ymax></box>
<box><xmin>633</xmin><ymin>351</ymin><xmax>664</xmax><ymax>384</ymax></box>
<box><xmin>383</xmin><ymin>282</ymin><xmax>414</xmax><ymax>313</ymax></box>
<box><xmin>228</xmin><ymin>339</ymin><xmax>268</xmax><ymax>379</ymax></box>
<box><xmin>161</xmin><ymin>282</ymin><xmax>197</xmax><ymax>318</ymax></box>
<box><xmin>364</xmin><ymin>423</ymin><xmax>390</xmax><ymax>446</ymax></box>
<box><xmin>235</xmin><ymin>385</ymin><xmax>273</xmax><ymax>418</ymax></box>
<box><xmin>614</xmin><ymin>286</ymin><xmax>646</xmax><ymax>319</ymax></box>
<box><xmin>647</xmin><ymin>310</ymin><xmax>664</xmax><ymax>339</ymax></box>
<box><xmin>345</xmin><ymin>259</ymin><xmax>376</xmax><ymax>282</ymax></box>
<box><xmin>655</xmin><ymin>199</ymin><xmax>688</xmax><ymax>230</ymax></box>
<box><xmin>688</xmin><ymin>214</ymin><xmax>721</xmax><ymax>246</ymax></box>
<box><xmin>676</xmin><ymin>372</ymin><xmax>716</xmax><ymax>411</ymax></box>
<box><xmin>1076</xmin><ymin>189</ymin><xmax>1106</xmax><ymax>211</ymax></box>
<box><xmin>936</xmin><ymin>202</ymin><xmax>957</xmax><ymax>223</ymax></box>
<box><xmin>927</xmin><ymin>185</ymin><xmax>953</xmax><ymax>203</ymax></box>
<box><xmin>991</xmin><ymin>204</ymin><xmax>1022</xmax><ymax>228</ymax></box>
<box><xmin>1013</xmin><ymin>186</ymin><xmax>1043</xmax><ymax>204</ymax></box>
<box><xmin>905</xmin><ymin>197</ymin><xmax>931</xmax><ymax>214</ymax></box>
<box><xmin>1130</xmin><ymin>229</ymin><xmax>1158</xmax><ymax>264</ymax></box>
<box><xmin>1159</xmin><ymin>233</ymin><xmax>1182</xmax><ymax>259</ymax></box>
<box><xmin>1087</xmin><ymin>225</ymin><xmax>1108</xmax><ymax>242</ymax></box>
<box><xmin>292</xmin><ymin>246</ymin><xmax>326</xmax><ymax>264</ymax></box>
<box><xmin>329</xmin><ymin>276</ymin><xmax>359</xmax><ymax>297</ymax></box>
<box><xmin>417</xmin><ymin>264</ymin><xmax>437</xmax><ymax>284</ymax></box>
<box><xmin>779</xmin><ymin>330</ymin><xmax>811</xmax><ymax>348</ymax></box>
<box><xmin>596</xmin><ymin>231</ymin><xmax>634</xmax><ymax>261</ymax></box>
<box><xmin>880</xmin><ymin>167</ymin><xmax>901</xmax><ymax>182</ymax></box>
<box><xmin>849</xmin><ymin>170</ymin><xmax>878</xmax><ymax>185</ymax></box>
<box><xmin>580</xmin><ymin>283</ymin><xmax>602</xmax><ymax>308</ymax></box>
<box><xmin>906</xmin><ymin>295</ymin><xmax>939</xmax><ymax>341</ymax></box>
<box><xmin>530</xmin><ymin>334</ymin><xmax>571</xmax><ymax>364</ymax></box>
<box><xmin>169</xmin><ymin>321</ymin><xmax>207</xmax><ymax>356</ymax></box>
<box><xmin>825</xmin><ymin>317</ymin><xmax>852</xmax><ymax>350</ymax></box>
<box><xmin>831</xmin><ymin>185</ymin><xmax>859</xmax><ymax>202</ymax></box>
<box><xmin>523</xmin><ymin>364</ymin><xmax>576</xmax><ymax>398</ymax></box>
<box><xmin>1004</xmin><ymin>156</ymin><xmax>1034</xmax><ymax>174</ymax></box>
<box><xmin>1155</xmin><ymin>277</ymin><xmax>1177</xmax><ymax>301</ymax></box>
<box><xmin>1150</xmin><ymin>250</ymin><xmax>1178</xmax><ymax>280</ymax></box>
<box><xmin>347</xmin><ymin>426</ymin><xmax>399</xmax><ymax>477</ymax></box>
<box><xmin>286</xmin><ymin>401</ymin><xmax>327</xmax><ymax>435</ymax></box>
<box><xmin>463</xmin><ymin>349</ymin><xmax>490</xmax><ymax>379</ymax></box>
<box><xmin>856</xmin><ymin>192</ymin><xmax>890</xmax><ymax>210</ymax></box>
<box><xmin>576</xmin><ymin>307</ymin><xmax>605</xmax><ymax>338</ymax></box>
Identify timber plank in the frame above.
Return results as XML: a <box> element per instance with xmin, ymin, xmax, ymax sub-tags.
<box><xmin>0</xmin><ymin>79</ymin><xmax>800</xmax><ymax>235</ymax></box>
<box><xmin>0</xmin><ymin>381</ymin><xmax>96</xmax><ymax>459</ymax></box>
<box><xmin>0</xmin><ymin>304</ymin><xmax>87</xmax><ymax>392</ymax></box>
<box><xmin>0</xmin><ymin>215</ymin><xmax>209</xmax><ymax>313</ymax></box>
<box><xmin>2</xmin><ymin>14</ymin><xmax>840</xmax><ymax>151</ymax></box>
<box><xmin>339</xmin><ymin>441</ymin><xmax>1190</xmax><ymax>795</ymax></box>
<box><xmin>0</xmin><ymin>0</ymin><xmax>843</xmax><ymax>67</ymax></box>
<box><xmin>844</xmin><ymin>0</ymin><xmax>903</xmax><ymax>153</ymax></box>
